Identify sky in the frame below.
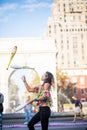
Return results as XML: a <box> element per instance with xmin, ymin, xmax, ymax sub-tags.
<box><xmin>0</xmin><ymin>0</ymin><xmax>53</xmax><ymax>38</ymax></box>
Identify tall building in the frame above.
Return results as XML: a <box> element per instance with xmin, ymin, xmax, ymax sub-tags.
<box><xmin>47</xmin><ymin>0</ymin><xmax>87</xmax><ymax>69</ymax></box>
<box><xmin>47</xmin><ymin>0</ymin><xmax>87</xmax><ymax>101</ymax></box>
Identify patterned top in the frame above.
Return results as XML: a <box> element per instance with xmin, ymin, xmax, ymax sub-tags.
<box><xmin>34</xmin><ymin>86</ymin><xmax>52</xmax><ymax>107</ymax></box>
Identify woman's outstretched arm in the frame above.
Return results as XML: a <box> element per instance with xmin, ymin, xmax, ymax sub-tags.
<box><xmin>21</xmin><ymin>76</ymin><xmax>37</xmax><ymax>92</ymax></box>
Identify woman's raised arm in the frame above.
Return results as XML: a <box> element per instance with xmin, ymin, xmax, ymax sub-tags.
<box><xmin>21</xmin><ymin>76</ymin><xmax>35</xmax><ymax>92</ymax></box>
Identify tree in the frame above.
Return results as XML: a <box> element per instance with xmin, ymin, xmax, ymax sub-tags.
<box><xmin>56</xmin><ymin>68</ymin><xmax>75</xmax><ymax>103</ymax></box>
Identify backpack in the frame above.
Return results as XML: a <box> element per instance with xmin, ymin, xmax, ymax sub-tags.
<box><xmin>0</xmin><ymin>93</ymin><xmax>4</xmax><ymax>103</ymax></box>
<box><xmin>0</xmin><ymin>103</ymin><xmax>3</xmax><ymax>113</ymax></box>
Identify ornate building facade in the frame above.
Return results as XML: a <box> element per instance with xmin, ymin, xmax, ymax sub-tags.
<box><xmin>47</xmin><ymin>0</ymin><xmax>87</xmax><ymax>101</ymax></box>
<box><xmin>47</xmin><ymin>0</ymin><xmax>87</xmax><ymax>68</ymax></box>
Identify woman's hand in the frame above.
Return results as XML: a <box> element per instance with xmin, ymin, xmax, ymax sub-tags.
<box><xmin>28</xmin><ymin>99</ymin><xmax>34</xmax><ymax>104</ymax></box>
<box><xmin>21</xmin><ymin>76</ymin><xmax>26</xmax><ymax>83</ymax></box>
<box><xmin>21</xmin><ymin>76</ymin><xmax>36</xmax><ymax>92</ymax></box>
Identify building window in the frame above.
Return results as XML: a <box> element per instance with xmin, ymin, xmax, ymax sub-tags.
<box><xmin>74</xmin><ymin>60</ymin><xmax>76</xmax><ymax>66</ymax></box>
<box><xmin>49</xmin><ymin>25</ymin><xmax>51</xmax><ymax>28</ymax></box>
<box><xmin>49</xmin><ymin>30</ymin><xmax>51</xmax><ymax>34</ymax></box>
<box><xmin>81</xmin><ymin>34</ymin><xmax>83</xmax><ymax>39</ymax></box>
<box><xmin>81</xmin><ymin>88</ymin><xmax>85</xmax><ymax>95</ymax></box>
<box><xmin>61</xmin><ymin>40</ymin><xmax>63</xmax><ymax>49</ymax></box>
<box><xmin>62</xmin><ymin>54</ymin><xmax>64</xmax><ymax>60</ymax></box>
<box><xmin>85</xmin><ymin>15</ymin><xmax>87</xmax><ymax>19</ymax></box>
<box><xmin>74</xmin><ymin>87</ymin><xmax>77</xmax><ymax>95</ymax></box>
<box><xmin>54</xmin><ymin>25</ymin><xmax>57</xmax><ymax>34</ymax></box>
<box><xmin>55</xmin><ymin>39</ymin><xmax>57</xmax><ymax>44</ymax></box>
<box><xmin>85</xmin><ymin>20</ymin><xmax>87</xmax><ymax>24</ymax></box>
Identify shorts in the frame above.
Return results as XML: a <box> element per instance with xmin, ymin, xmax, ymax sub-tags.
<box><xmin>74</xmin><ymin>106</ymin><xmax>81</xmax><ymax>113</ymax></box>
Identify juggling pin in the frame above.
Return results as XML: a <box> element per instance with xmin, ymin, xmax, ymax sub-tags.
<box><xmin>6</xmin><ymin>46</ymin><xmax>17</xmax><ymax>70</ymax></box>
<box><xmin>15</xmin><ymin>101</ymin><xmax>28</xmax><ymax>112</ymax></box>
<box><xmin>15</xmin><ymin>98</ymin><xmax>36</xmax><ymax>112</ymax></box>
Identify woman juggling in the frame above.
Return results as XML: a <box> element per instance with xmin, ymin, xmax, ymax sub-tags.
<box><xmin>21</xmin><ymin>71</ymin><xmax>54</xmax><ymax>130</ymax></box>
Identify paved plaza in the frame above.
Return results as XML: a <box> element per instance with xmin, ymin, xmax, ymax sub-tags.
<box><xmin>0</xmin><ymin>112</ymin><xmax>87</xmax><ymax>130</ymax></box>
<box><xmin>2</xmin><ymin>121</ymin><xmax>87</xmax><ymax>130</ymax></box>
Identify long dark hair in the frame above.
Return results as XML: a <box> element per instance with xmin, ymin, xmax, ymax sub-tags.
<box><xmin>44</xmin><ymin>71</ymin><xmax>54</xmax><ymax>86</ymax></box>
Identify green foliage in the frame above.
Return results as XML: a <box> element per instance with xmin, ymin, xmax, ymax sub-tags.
<box><xmin>56</xmin><ymin>68</ymin><xmax>76</xmax><ymax>103</ymax></box>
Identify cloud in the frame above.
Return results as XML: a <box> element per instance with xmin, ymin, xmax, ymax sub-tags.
<box><xmin>21</xmin><ymin>1</ymin><xmax>52</xmax><ymax>12</ymax></box>
<box><xmin>0</xmin><ymin>1</ymin><xmax>52</xmax><ymax>15</ymax></box>
<box><xmin>0</xmin><ymin>3</ymin><xmax>18</xmax><ymax>15</ymax></box>
<box><xmin>25</xmin><ymin>0</ymin><xmax>38</xmax><ymax>4</ymax></box>
<box><xmin>25</xmin><ymin>0</ymin><xmax>52</xmax><ymax>3</ymax></box>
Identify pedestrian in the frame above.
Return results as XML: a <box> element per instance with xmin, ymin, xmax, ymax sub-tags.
<box><xmin>72</xmin><ymin>96</ymin><xmax>83</xmax><ymax>122</ymax></box>
<box><xmin>58</xmin><ymin>101</ymin><xmax>64</xmax><ymax>112</ymax></box>
<box><xmin>24</xmin><ymin>96</ymin><xmax>32</xmax><ymax>125</ymax></box>
<box><xmin>0</xmin><ymin>93</ymin><xmax>4</xmax><ymax>130</ymax></box>
<box><xmin>22</xmin><ymin>71</ymin><xmax>54</xmax><ymax>130</ymax></box>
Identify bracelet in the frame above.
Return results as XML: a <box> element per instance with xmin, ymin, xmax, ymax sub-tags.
<box><xmin>23</xmin><ymin>81</ymin><xmax>26</xmax><ymax>83</ymax></box>
<box><xmin>23</xmin><ymin>80</ymin><xmax>26</xmax><ymax>83</ymax></box>
<box><xmin>33</xmin><ymin>98</ymin><xmax>38</xmax><ymax>102</ymax></box>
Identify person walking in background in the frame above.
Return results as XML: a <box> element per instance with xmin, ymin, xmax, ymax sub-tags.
<box><xmin>22</xmin><ymin>71</ymin><xmax>54</xmax><ymax>130</ymax></box>
<box><xmin>24</xmin><ymin>96</ymin><xmax>32</xmax><ymax>125</ymax></box>
<box><xmin>0</xmin><ymin>93</ymin><xmax>4</xmax><ymax>130</ymax></box>
<box><xmin>72</xmin><ymin>96</ymin><xmax>83</xmax><ymax>122</ymax></box>
<box><xmin>58</xmin><ymin>101</ymin><xmax>64</xmax><ymax>112</ymax></box>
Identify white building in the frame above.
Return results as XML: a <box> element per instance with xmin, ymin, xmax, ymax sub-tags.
<box><xmin>46</xmin><ymin>0</ymin><xmax>87</xmax><ymax>102</ymax></box>
<box><xmin>47</xmin><ymin>0</ymin><xmax>87</xmax><ymax>69</ymax></box>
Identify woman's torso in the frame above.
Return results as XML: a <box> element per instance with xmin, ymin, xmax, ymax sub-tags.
<box><xmin>36</xmin><ymin>86</ymin><xmax>52</xmax><ymax>107</ymax></box>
